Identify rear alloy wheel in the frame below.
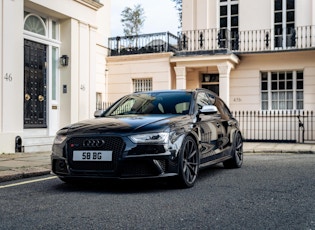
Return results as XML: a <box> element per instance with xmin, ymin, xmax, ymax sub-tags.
<box><xmin>223</xmin><ymin>132</ymin><xmax>243</xmax><ymax>168</ymax></box>
<box><xmin>177</xmin><ymin>136</ymin><xmax>199</xmax><ymax>188</ymax></box>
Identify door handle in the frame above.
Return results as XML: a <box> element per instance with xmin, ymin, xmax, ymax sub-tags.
<box><xmin>38</xmin><ymin>95</ymin><xmax>44</xmax><ymax>101</ymax></box>
<box><xmin>25</xmin><ymin>94</ymin><xmax>31</xmax><ymax>101</ymax></box>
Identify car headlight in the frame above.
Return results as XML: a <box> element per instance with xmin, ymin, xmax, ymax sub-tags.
<box><xmin>129</xmin><ymin>132</ymin><xmax>169</xmax><ymax>144</ymax></box>
<box><xmin>53</xmin><ymin>135</ymin><xmax>67</xmax><ymax>145</ymax></box>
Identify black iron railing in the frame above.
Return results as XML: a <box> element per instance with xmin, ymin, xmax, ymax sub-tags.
<box><xmin>108</xmin><ymin>32</ymin><xmax>179</xmax><ymax>56</ymax></box>
<box><xmin>108</xmin><ymin>26</ymin><xmax>315</xmax><ymax>56</ymax></box>
<box><xmin>96</xmin><ymin>102</ymin><xmax>314</xmax><ymax>143</ymax></box>
<box><xmin>96</xmin><ymin>102</ymin><xmax>112</xmax><ymax>111</ymax></box>
<box><xmin>232</xmin><ymin>110</ymin><xmax>314</xmax><ymax>143</ymax></box>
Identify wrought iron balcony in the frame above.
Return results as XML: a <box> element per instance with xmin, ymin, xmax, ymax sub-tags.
<box><xmin>108</xmin><ymin>26</ymin><xmax>315</xmax><ymax>56</ymax></box>
<box><xmin>108</xmin><ymin>32</ymin><xmax>179</xmax><ymax>56</ymax></box>
<box><xmin>178</xmin><ymin>26</ymin><xmax>315</xmax><ymax>55</ymax></box>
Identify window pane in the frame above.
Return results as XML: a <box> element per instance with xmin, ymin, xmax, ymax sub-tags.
<box><xmin>275</xmin><ymin>12</ymin><xmax>282</xmax><ymax>23</ymax></box>
<box><xmin>262</xmin><ymin>102</ymin><xmax>268</xmax><ymax>110</ymax></box>
<box><xmin>275</xmin><ymin>25</ymin><xmax>283</xmax><ymax>35</ymax></box>
<box><xmin>24</xmin><ymin>15</ymin><xmax>46</xmax><ymax>36</ymax></box>
<box><xmin>272</xmin><ymin>82</ymin><xmax>278</xmax><ymax>90</ymax></box>
<box><xmin>287</xmin><ymin>92</ymin><xmax>293</xmax><ymax>99</ymax></box>
<box><xmin>287</xmin><ymin>11</ymin><xmax>295</xmax><ymax>22</ymax></box>
<box><xmin>271</xmin><ymin>73</ymin><xmax>278</xmax><ymax>80</ymax></box>
<box><xmin>272</xmin><ymin>101</ymin><xmax>278</xmax><ymax>110</ymax></box>
<box><xmin>231</xmin><ymin>16</ymin><xmax>238</xmax><ymax>27</ymax></box>
<box><xmin>262</xmin><ymin>82</ymin><xmax>268</xmax><ymax>90</ymax></box>
<box><xmin>52</xmin><ymin>47</ymin><xmax>57</xmax><ymax>100</ymax></box>
<box><xmin>296</xmin><ymin>91</ymin><xmax>303</xmax><ymax>99</ymax></box>
<box><xmin>275</xmin><ymin>0</ymin><xmax>283</xmax><ymax>11</ymax></box>
<box><xmin>279</xmin><ymin>72</ymin><xmax>285</xmax><ymax>80</ymax></box>
<box><xmin>220</xmin><ymin>18</ymin><xmax>227</xmax><ymax>28</ymax></box>
<box><xmin>52</xmin><ymin>21</ymin><xmax>57</xmax><ymax>39</ymax></box>
<box><xmin>220</xmin><ymin>6</ymin><xmax>227</xmax><ymax>16</ymax></box>
<box><xmin>286</xmin><ymin>80</ymin><xmax>292</xmax><ymax>89</ymax></box>
<box><xmin>210</xmin><ymin>74</ymin><xmax>219</xmax><ymax>82</ymax></box>
<box><xmin>297</xmin><ymin>102</ymin><xmax>303</xmax><ymax>110</ymax></box>
<box><xmin>297</xmin><ymin>81</ymin><xmax>303</xmax><ymax>89</ymax></box>
<box><xmin>297</xmin><ymin>71</ymin><xmax>303</xmax><ymax>79</ymax></box>
<box><xmin>287</xmin><ymin>0</ymin><xmax>295</xmax><ymax>10</ymax></box>
<box><xmin>272</xmin><ymin>92</ymin><xmax>278</xmax><ymax>100</ymax></box>
<box><xmin>279</xmin><ymin>101</ymin><xmax>286</xmax><ymax>110</ymax></box>
<box><xmin>133</xmin><ymin>79</ymin><xmax>152</xmax><ymax>92</ymax></box>
<box><xmin>261</xmin><ymin>72</ymin><xmax>268</xmax><ymax>80</ymax></box>
<box><xmin>231</xmin><ymin>5</ymin><xmax>238</xmax><ymax>15</ymax></box>
<box><xmin>262</xmin><ymin>92</ymin><xmax>268</xmax><ymax>100</ymax></box>
<box><xmin>287</xmin><ymin>101</ymin><xmax>293</xmax><ymax>109</ymax></box>
<box><xmin>279</xmin><ymin>81</ymin><xmax>285</xmax><ymax>89</ymax></box>
<box><xmin>287</xmin><ymin>72</ymin><xmax>292</xmax><ymax>79</ymax></box>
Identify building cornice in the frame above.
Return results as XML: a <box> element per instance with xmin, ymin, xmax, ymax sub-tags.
<box><xmin>74</xmin><ymin>0</ymin><xmax>103</xmax><ymax>10</ymax></box>
<box><xmin>106</xmin><ymin>52</ymin><xmax>174</xmax><ymax>62</ymax></box>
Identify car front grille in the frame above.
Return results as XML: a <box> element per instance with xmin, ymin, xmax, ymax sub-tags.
<box><xmin>67</xmin><ymin>136</ymin><xmax>125</xmax><ymax>172</ymax></box>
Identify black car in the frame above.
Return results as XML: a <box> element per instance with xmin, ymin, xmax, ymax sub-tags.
<box><xmin>51</xmin><ymin>89</ymin><xmax>243</xmax><ymax>188</ymax></box>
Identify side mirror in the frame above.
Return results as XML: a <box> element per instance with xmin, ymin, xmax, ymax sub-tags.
<box><xmin>199</xmin><ymin>105</ymin><xmax>218</xmax><ymax>115</ymax></box>
<box><xmin>94</xmin><ymin>110</ymin><xmax>104</xmax><ymax>117</ymax></box>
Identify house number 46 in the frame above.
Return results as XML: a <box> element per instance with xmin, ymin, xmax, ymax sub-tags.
<box><xmin>4</xmin><ymin>73</ymin><xmax>12</xmax><ymax>82</ymax></box>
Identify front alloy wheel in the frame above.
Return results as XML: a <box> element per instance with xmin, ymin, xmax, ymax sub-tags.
<box><xmin>223</xmin><ymin>132</ymin><xmax>243</xmax><ymax>168</ymax></box>
<box><xmin>177</xmin><ymin>136</ymin><xmax>199</xmax><ymax>188</ymax></box>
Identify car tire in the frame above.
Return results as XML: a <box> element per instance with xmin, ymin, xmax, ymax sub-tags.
<box><xmin>176</xmin><ymin>136</ymin><xmax>199</xmax><ymax>188</ymax></box>
<box><xmin>223</xmin><ymin>132</ymin><xmax>243</xmax><ymax>169</ymax></box>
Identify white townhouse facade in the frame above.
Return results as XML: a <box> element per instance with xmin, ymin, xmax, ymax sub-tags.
<box><xmin>0</xmin><ymin>0</ymin><xmax>110</xmax><ymax>153</ymax></box>
<box><xmin>106</xmin><ymin>0</ymin><xmax>315</xmax><ymax>143</ymax></box>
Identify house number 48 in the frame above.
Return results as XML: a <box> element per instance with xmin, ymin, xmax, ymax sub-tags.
<box><xmin>4</xmin><ymin>73</ymin><xmax>12</xmax><ymax>81</ymax></box>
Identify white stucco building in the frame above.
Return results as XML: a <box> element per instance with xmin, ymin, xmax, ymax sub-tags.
<box><xmin>106</xmin><ymin>0</ymin><xmax>315</xmax><ymax>143</ymax></box>
<box><xmin>0</xmin><ymin>0</ymin><xmax>110</xmax><ymax>153</ymax></box>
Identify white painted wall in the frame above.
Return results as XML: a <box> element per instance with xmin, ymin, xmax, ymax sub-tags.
<box><xmin>0</xmin><ymin>0</ymin><xmax>109</xmax><ymax>153</ymax></box>
<box><xmin>106</xmin><ymin>53</ymin><xmax>173</xmax><ymax>103</ymax></box>
<box><xmin>0</xmin><ymin>0</ymin><xmax>24</xmax><ymax>153</ymax></box>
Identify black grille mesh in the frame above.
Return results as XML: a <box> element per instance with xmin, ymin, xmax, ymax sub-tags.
<box><xmin>67</xmin><ymin>136</ymin><xmax>125</xmax><ymax>171</ymax></box>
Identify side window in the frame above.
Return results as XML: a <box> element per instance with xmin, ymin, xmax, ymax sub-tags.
<box><xmin>215</xmin><ymin>98</ymin><xmax>231</xmax><ymax>120</ymax></box>
<box><xmin>196</xmin><ymin>92</ymin><xmax>212</xmax><ymax>110</ymax></box>
<box><xmin>110</xmin><ymin>98</ymin><xmax>135</xmax><ymax>115</ymax></box>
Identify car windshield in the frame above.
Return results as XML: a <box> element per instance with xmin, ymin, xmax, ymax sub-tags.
<box><xmin>105</xmin><ymin>91</ymin><xmax>192</xmax><ymax>116</ymax></box>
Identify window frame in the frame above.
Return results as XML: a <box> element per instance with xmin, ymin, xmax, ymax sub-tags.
<box><xmin>274</xmin><ymin>0</ymin><xmax>295</xmax><ymax>48</ymax></box>
<box><xmin>132</xmin><ymin>78</ymin><xmax>153</xmax><ymax>92</ymax></box>
<box><xmin>260</xmin><ymin>70</ymin><xmax>303</xmax><ymax>111</ymax></box>
<box><xmin>219</xmin><ymin>0</ymin><xmax>239</xmax><ymax>50</ymax></box>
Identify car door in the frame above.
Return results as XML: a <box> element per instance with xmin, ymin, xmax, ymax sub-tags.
<box><xmin>211</xmin><ymin>97</ymin><xmax>234</xmax><ymax>154</ymax></box>
<box><xmin>196</xmin><ymin>92</ymin><xmax>224</xmax><ymax>163</ymax></box>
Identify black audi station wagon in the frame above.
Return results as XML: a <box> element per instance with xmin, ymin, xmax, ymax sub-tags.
<box><xmin>51</xmin><ymin>89</ymin><xmax>243</xmax><ymax>188</ymax></box>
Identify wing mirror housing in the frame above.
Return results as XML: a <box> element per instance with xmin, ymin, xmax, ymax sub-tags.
<box><xmin>94</xmin><ymin>110</ymin><xmax>104</xmax><ymax>118</ymax></box>
<box><xmin>199</xmin><ymin>105</ymin><xmax>218</xmax><ymax>115</ymax></box>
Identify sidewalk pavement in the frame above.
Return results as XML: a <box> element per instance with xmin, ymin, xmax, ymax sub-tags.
<box><xmin>0</xmin><ymin>142</ymin><xmax>314</xmax><ymax>183</ymax></box>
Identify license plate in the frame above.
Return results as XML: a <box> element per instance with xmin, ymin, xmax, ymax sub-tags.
<box><xmin>73</xmin><ymin>151</ymin><xmax>112</xmax><ymax>161</ymax></box>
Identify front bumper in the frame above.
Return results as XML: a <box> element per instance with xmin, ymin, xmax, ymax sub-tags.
<box><xmin>51</xmin><ymin>154</ymin><xmax>178</xmax><ymax>179</ymax></box>
<box><xmin>51</xmin><ymin>135</ymin><xmax>180</xmax><ymax>179</ymax></box>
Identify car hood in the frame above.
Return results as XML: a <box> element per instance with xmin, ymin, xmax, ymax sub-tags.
<box><xmin>60</xmin><ymin>114</ymin><xmax>190</xmax><ymax>135</ymax></box>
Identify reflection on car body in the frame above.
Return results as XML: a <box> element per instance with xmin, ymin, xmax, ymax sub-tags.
<box><xmin>51</xmin><ymin>89</ymin><xmax>243</xmax><ymax>188</ymax></box>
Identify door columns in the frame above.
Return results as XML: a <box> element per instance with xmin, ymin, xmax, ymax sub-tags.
<box><xmin>218</xmin><ymin>62</ymin><xmax>233</xmax><ymax>106</ymax></box>
<box><xmin>175</xmin><ymin>66</ymin><xmax>187</xmax><ymax>89</ymax></box>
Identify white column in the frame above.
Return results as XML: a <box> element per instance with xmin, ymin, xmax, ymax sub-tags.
<box><xmin>174</xmin><ymin>66</ymin><xmax>187</xmax><ymax>89</ymax></box>
<box><xmin>217</xmin><ymin>62</ymin><xmax>233</xmax><ymax>106</ymax></box>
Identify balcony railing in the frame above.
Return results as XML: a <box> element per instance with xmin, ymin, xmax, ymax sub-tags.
<box><xmin>179</xmin><ymin>26</ymin><xmax>315</xmax><ymax>53</ymax></box>
<box><xmin>108</xmin><ymin>32</ymin><xmax>179</xmax><ymax>56</ymax></box>
<box><xmin>108</xmin><ymin>26</ymin><xmax>315</xmax><ymax>56</ymax></box>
